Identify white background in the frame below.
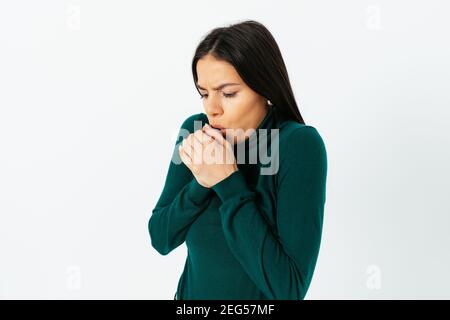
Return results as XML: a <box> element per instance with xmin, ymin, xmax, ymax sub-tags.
<box><xmin>1</xmin><ymin>0</ymin><xmax>449</xmax><ymax>299</ymax></box>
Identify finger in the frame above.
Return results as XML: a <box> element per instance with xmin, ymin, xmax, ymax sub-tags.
<box><xmin>191</xmin><ymin>131</ymin><xmax>204</xmax><ymax>151</ymax></box>
<box><xmin>179</xmin><ymin>144</ymin><xmax>192</xmax><ymax>164</ymax></box>
<box><xmin>203</xmin><ymin>124</ymin><xmax>226</xmax><ymax>145</ymax></box>
<box><xmin>182</xmin><ymin>138</ymin><xmax>194</xmax><ymax>158</ymax></box>
<box><xmin>199</xmin><ymin>130</ymin><xmax>215</xmax><ymax>145</ymax></box>
<box><xmin>189</xmin><ymin>132</ymin><xmax>204</xmax><ymax>164</ymax></box>
<box><xmin>195</xmin><ymin>130</ymin><xmax>213</xmax><ymax>150</ymax></box>
<box><xmin>204</xmin><ymin>127</ymin><xmax>233</xmax><ymax>156</ymax></box>
<box><xmin>179</xmin><ymin>145</ymin><xmax>191</xmax><ymax>160</ymax></box>
<box><xmin>202</xmin><ymin>136</ymin><xmax>222</xmax><ymax>164</ymax></box>
<box><xmin>186</xmin><ymin>133</ymin><xmax>200</xmax><ymax>150</ymax></box>
<box><xmin>203</xmin><ymin>125</ymin><xmax>236</xmax><ymax>164</ymax></box>
<box><xmin>181</xmin><ymin>145</ymin><xmax>201</xmax><ymax>174</ymax></box>
<box><xmin>193</xmin><ymin>129</ymin><xmax>204</xmax><ymax>144</ymax></box>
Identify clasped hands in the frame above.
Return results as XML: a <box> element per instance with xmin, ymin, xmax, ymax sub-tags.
<box><xmin>178</xmin><ymin>124</ymin><xmax>238</xmax><ymax>188</ymax></box>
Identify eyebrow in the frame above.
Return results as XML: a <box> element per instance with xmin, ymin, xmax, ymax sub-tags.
<box><xmin>196</xmin><ymin>82</ymin><xmax>241</xmax><ymax>91</ymax></box>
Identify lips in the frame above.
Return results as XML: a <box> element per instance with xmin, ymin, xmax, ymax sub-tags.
<box><xmin>210</xmin><ymin>123</ymin><xmax>225</xmax><ymax>130</ymax></box>
<box><xmin>208</xmin><ymin>124</ymin><xmax>227</xmax><ymax>136</ymax></box>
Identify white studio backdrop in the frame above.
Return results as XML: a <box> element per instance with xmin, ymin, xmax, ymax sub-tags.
<box><xmin>0</xmin><ymin>0</ymin><xmax>449</xmax><ymax>299</ymax></box>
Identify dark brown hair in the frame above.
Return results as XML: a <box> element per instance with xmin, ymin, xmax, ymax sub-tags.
<box><xmin>192</xmin><ymin>20</ymin><xmax>305</xmax><ymax>125</ymax></box>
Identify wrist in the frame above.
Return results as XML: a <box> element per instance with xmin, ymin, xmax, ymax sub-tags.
<box><xmin>194</xmin><ymin>176</ymin><xmax>212</xmax><ymax>189</ymax></box>
<box><xmin>224</xmin><ymin>166</ymin><xmax>238</xmax><ymax>180</ymax></box>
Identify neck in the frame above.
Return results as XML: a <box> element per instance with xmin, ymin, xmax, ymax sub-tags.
<box><xmin>233</xmin><ymin>107</ymin><xmax>275</xmax><ymax>165</ymax></box>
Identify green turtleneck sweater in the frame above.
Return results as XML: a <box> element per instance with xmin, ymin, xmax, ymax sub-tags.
<box><xmin>148</xmin><ymin>108</ymin><xmax>327</xmax><ymax>300</ymax></box>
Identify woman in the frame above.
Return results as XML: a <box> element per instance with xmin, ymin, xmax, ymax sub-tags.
<box><xmin>148</xmin><ymin>20</ymin><xmax>327</xmax><ymax>300</ymax></box>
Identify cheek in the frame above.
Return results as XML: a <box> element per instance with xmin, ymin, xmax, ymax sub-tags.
<box><xmin>222</xmin><ymin>96</ymin><xmax>250</xmax><ymax>127</ymax></box>
<box><xmin>233</xmin><ymin>95</ymin><xmax>260</xmax><ymax>125</ymax></box>
<box><xmin>224</xmin><ymin>92</ymin><xmax>254</xmax><ymax>113</ymax></box>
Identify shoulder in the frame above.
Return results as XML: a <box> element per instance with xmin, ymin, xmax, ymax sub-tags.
<box><xmin>277</xmin><ymin>120</ymin><xmax>327</xmax><ymax>168</ymax></box>
<box><xmin>279</xmin><ymin>120</ymin><xmax>321</xmax><ymax>140</ymax></box>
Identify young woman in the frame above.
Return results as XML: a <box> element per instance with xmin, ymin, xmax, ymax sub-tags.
<box><xmin>148</xmin><ymin>20</ymin><xmax>327</xmax><ymax>300</ymax></box>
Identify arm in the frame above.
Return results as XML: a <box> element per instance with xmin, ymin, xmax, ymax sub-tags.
<box><xmin>211</xmin><ymin>126</ymin><xmax>327</xmax><ymax>299</ymax></box>
<box><xmin>148</xmin><ymin>114</ymin><xmax>213</xmax><ymax>255</ymax></box>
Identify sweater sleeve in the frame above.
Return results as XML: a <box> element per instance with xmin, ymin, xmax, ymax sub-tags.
<box><xmin>148</xmin><ymin>114</ymin><xmax>213</xmax><ymax>255</ymax></box>
<box><xmin>212</xmin><ymin>126</ymin><xmax>327</xmax><ymax>299</ymax></box>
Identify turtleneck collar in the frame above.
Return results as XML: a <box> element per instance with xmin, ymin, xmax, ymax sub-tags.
<box><xmin>233</xmin><ymin>106</ymin><xmax>276</xmax><ymax>166</ymax></box>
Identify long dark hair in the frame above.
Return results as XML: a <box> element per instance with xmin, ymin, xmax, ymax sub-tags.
<box><xmin>191</xmin><ymin>20</ymin><xmax>305</xmax><ymax>125</ymax></box>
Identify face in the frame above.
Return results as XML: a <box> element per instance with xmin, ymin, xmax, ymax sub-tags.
<box><xmin>196</xmin><ymin>54</ymin><xmax>269</xmax><ymax>144</ymax></box>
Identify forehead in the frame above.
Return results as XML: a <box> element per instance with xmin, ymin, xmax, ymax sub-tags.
<box><xmin>196</xmin><ymin>55</ymin><xmax>241</xmax><ymax>86</ymax></box>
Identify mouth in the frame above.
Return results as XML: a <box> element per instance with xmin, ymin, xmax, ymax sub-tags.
<box><xmin>210</xmin><ymin>123</ymin><xmax>225</xmax><ymax>129</ymax></box>
<box><xmin>209</xmin><ymin>125</ymin><xmax>227</xmax><ymax>136</ymax></box>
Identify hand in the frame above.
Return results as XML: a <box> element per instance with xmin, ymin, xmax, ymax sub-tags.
<box><xmin>178</xmin><ymin>124</ymin><xmax>238</xmax><ymax>188</ymax></box>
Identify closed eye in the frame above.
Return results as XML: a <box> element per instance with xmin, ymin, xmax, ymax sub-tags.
<box><xmin>199</xmin><ymin>92</ymin><xmax>237</xmax><ymax>99</ymax></box>
<box><xmin>223</xmin><ymin>92</ymin><xmax>236</xmax><ymax>98</ymax></box>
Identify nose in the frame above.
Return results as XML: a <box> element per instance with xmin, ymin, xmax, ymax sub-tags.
<box><xmin>203</xmin><ymin>95</ymin><xmax>223</xmax><ymax>117</ymax></box>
